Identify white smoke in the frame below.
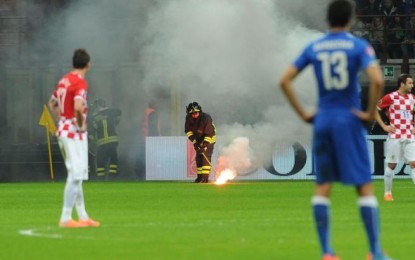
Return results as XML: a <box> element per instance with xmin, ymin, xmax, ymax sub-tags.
<box><xmin>3</xmin><ymin>0</ymin><xmax>330</xmax><ymax>178</ymax></box>
<box><xmin>215</xmin><ymin>137</ymin><xmax>255</xmax><ymax>174</ymax></box>
<box><xmin>139</xmin><ymin>0</ymin><xmax>324</xmax><ymax>171</ymax></box>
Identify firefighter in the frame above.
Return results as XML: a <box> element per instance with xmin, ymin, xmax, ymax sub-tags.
<box><xmin>91</xmin><ymin>99</ymin><xmax>122</xmax><ymax>178</ymax></box>
<box><xmin>185</xmin><ymin>102</ymin><xmax>216</xmax><ymax>183</ymax></box>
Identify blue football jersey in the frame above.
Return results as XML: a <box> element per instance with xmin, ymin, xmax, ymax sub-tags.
<box><xmin>293</xmin><ymin>32</ymin><xmax>377</xmax><ymax>111</ymax></box>
<box><xmin>292</xmin><ymin>32</ymin><xmax>377</xmax><ymax>185</ymax></box>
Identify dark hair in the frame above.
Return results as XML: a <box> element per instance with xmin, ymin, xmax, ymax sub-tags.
<box><xmin>398</xmin><ymin>73</ymin><xmax>413</xmax><ymax>87</ymax></box>
<box><xmin>327</xmin><ymin>0</ymin><xmax>355</xmax><ymax>27</ymax></box>
<box><xmin>72</xmin><ymin>48</ymin><xmax>90</xmax><ymax>69</ymax></box>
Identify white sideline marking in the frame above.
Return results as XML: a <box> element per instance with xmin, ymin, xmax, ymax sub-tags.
<box><xmin>19</xmin><ymin>229</ymin><xmax>62</xmax><ymax>239</ymax></box>
<box><xmin>18</xmin><ymin>227</ymin><xmax>109</xmax><ymax>241</ymax></box>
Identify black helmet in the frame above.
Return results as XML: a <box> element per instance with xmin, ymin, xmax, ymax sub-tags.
<box><xmin>186</xmin><ymin>102</ymin><xmax>202</xmax><ymax>114</ymax></box>
<box><xmin>93</xmin><ymin>98</ymin><xmax>106</xmax><ymax>108</ymax></box>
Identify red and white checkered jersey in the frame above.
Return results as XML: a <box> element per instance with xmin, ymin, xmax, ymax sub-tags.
<box><xmin>377</xmin><ymin>91</ymin><xmax>415</xmax><ymax>139</ymax></box>
<box><xmin>50</xmin><ymin>72</ymin><xmax>88</xmax><ymax>140</ymax></box>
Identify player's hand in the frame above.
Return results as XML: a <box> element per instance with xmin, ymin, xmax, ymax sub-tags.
<box><xmin>194</xmin><ymin>143</ymin><xmax>207</xmax><ymax>154</ymax></box>
<box><xmin>199</xmin><ymin>143</ymin><xmax>207</xmax><ymax>152</ymax></box>
<box><xmin>352</xmin><ymin>109</ymin><xmax>373</xmax><ymax>122</ymax></box>
<box><xmin>300</xmin><ymin>111</ymin><xmax>315</xmax><ymax>124</ymax></box>
<box><xmin>76</xmin><ymin>124</ymin><xmax>87</xmax><ymax>133</ymax></box>
<box><xmin>383</xmin><ymin>125</ymin><xmax>396</xmax><ymax>134</ymax></box>
<box><xmin>193</xmin><ymin>143</ymin><xmax>199</xmax><ymax>151</ymax></box>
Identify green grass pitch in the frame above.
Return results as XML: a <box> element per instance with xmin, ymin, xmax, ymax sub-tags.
<box><xmin>0</xmin><ymin>180</ymin><xmax>414</xmax><ymax>260</ymax></box>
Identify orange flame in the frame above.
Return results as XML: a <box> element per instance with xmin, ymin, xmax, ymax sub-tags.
<box><xmin>214</xmin><ymin>168</ymin><xmax>236</xmax><ymax>185</ymax></box>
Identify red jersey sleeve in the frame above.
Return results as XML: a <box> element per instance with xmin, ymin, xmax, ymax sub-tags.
<box><xmin>377</xmin><ymin>94</ymin><xmax>393</xmax><ymax>111</ymax></box>
<box><xmin>74</xmin><ymin>79</ymin><xmax>88</xmax><ymax>102</ymax></box>
<box><xmin>51</xmin><ymin>89</ymin><xmax>58</xmax><ymax>101</ymax></box>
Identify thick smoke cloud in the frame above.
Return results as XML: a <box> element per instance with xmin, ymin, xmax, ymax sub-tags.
<box><xmin>138</xmin><ymin>0</ymin><xmax>325</xmax><ymax>169</ymax></box>
<box><xmin>3</xmin><ymin>0</ymin><xmax>331</xmax><ymax>178</ymax></box>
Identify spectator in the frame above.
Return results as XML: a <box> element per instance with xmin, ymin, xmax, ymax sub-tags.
<box><xmin>355</xmin><ymin>0</ymin><xmax>367</xmax><ymax>14</ymax></box>
<box><xmin>403</xmin><ymin>13</ymin><xmax>415</xmax><ymax>57</ymax></box>
<box><xmin>380</xmin><ymin>0</ymin><xmax>399</xmax><ymax>27</ymax></box>
<box><xmin>368</xmin><ymin>16</ymin><xmax>385</xmax><ymax>58</ymax></box>
<box><xmin>351</xmin><ymin>19</ymin><xmax>371</xmax><ymax>39</ymax></box>
<box><xmin>361</xmin><ymin>0</ymin><xmax>382</xmax><ymax>23</ymax></box>
<box><xmin>399</xmin><ymin>0</ymin><xmax>415</xmax><ymax>16</ymax></box>
<box><xmin>380</xmin><ymin>0</ymin><xmax>399</xmax><ymax>15</ymax></box>
<box><xmin>386</xmin><ymin>13</ymin><xmax>407</xmax><ymax>58</ymax></box>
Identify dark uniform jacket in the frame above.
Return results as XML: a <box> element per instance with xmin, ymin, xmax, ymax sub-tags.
<box><xmin>92</xmin><ymin>108</ymin><xmax>121</xmax><ymax>146</ymax></box>
<box><xmin>184</xmin><ymin>112</ymin><xmax>216</xmax><ymax>146</ymax></box>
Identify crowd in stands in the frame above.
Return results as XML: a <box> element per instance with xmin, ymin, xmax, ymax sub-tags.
<box><xmin>352</xmin><ymin>0</ymin><xmax>415</xmax><ymax>59</ymax></box>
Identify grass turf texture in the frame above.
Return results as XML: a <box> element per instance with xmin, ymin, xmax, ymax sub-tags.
<box><xmin>0</xmin><ymin>180</ymin><xmax>413</xmax><ymax>260</ymax></box>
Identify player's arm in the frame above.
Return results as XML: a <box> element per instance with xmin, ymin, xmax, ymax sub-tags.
<box><xmin>365</xmin><ymin>64</ymin><xmax>384</xmax><ymax>120</ymax></box>
<box><xmin>48</xmin><ymin>94</ymin><xmax>60</xmax><ymax>121</ymax></box>
<box><xmin>185</xmin><ymin>117</ymin><xmax>196</xmax><ymax>143</ymax></box>
<box><xmin>279</xmin><ymin>65</ymin><xmax>314</xmax><ymax>123</ymax></box>
<box><xmin>374</xmin><ymin>94</ymin><xmax>395</xmax><ymax>133</ymax></box>
<box><xmin>374</xmin><ymin>109</ymin><xmax>394</xmax><ymax>133</ymax></box>
<box><xmin>74</xmin><ymin>97</ymin><xmax>86</xmax><ymax>131</ymax></box>
<box><xmin>202</xmin><ymin>117</ymin><xmax>216</xmax><ymax>145</ymax></box>
<box><xmin>352</xmin><ymin>63</ymin><xmax>384</xmax><ymax>122</ymax></box>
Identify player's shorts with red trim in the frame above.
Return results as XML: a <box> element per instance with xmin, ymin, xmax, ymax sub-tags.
<box><xmin>57</xmin><ymin>118</ymin><xmax>87</xmax><ymax>140</ymax></box>
<box><xmin>57</xmin><ymin>118</ymin><xmax>88</xmax><ymax>181</ymax></box>
<box><xmin>385</xmin><ymin>138</ymin><xmax>415</xmax><ymax>164</ymax></box>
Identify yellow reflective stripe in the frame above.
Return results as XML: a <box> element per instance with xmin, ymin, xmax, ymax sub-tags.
<box><xmin>197</xmin><ymin>167</ymin><xmax>203</xmax><ymax>174</ymax></box>
<box><xmin>204</xmin><ymin>136</ymin><xmax>216</xmax><ymax>143</ymax></box>
<box><xmin>103</xmin><ymin>119</ymin><xmax>108</xmax><ymax>138</ymax></box>
<box><xmin>96</xmin><ymin>167</ymin><xmax>105</xmax><ymax>176</ymax></box>
<box><xmin>109</xmin><ymin>164</ymin><xmax>117</xmax><ymax>169</ymax></box>
<box><xmin>186</xmin><ymin>131</ymin><xmax>194</xmax><ymax>137</ymax></box>
<box><xmin>97</xmin><ymin>136</ymin><xmax>119</xmax><ymax>146</ymax></box>
<box><xmin>202</xmin><ymin>165</ymin><xmax>211</xmax><ymax>174</ymax></box>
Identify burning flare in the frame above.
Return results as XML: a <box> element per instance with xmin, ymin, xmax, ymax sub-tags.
<box><xmin>214</xmin><ymin>168</ymin><xmax>236</xmax><ymax>185</ymax></box>
<box><xmin>213</xmin><ymin>137</ymin><xmax>254</xmax><ymax>185</ymax></box>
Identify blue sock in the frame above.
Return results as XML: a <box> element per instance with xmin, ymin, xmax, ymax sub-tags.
<box><xmin>358</xmin><ymin>196</ymin><xmax>383</xmax><ymax>256</ymax></box>
<box><xmin>312</xmin><ymin>196</ymin><xmax>332</xmax><ymax>255</ymax></box>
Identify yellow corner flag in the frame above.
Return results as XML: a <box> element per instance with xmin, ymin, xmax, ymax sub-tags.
<box><xmin>39</xmin><ymin>105</ymin><xmax>57</xmax><ymax>134</ymax></box>
<box><xmin>39</xmin><ymin>105</ymin><xmax>57</xmax><ymax>181</ymax></box>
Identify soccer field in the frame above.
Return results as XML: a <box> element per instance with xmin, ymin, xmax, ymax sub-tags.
<box><xmin>0</xmin><ymin>180</ymin><xmax>413</xmax><ymax>260</ymax></box>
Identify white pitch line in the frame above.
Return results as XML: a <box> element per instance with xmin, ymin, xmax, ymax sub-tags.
<box><xmin>17</xmin><ymin>227</ymin><xmax>123</xmax><ymax>241</ymax></box>
<box><xmin>19</xmin><ymin>229</ymin><xmax>63</xmax><ymax>239</ymax></box>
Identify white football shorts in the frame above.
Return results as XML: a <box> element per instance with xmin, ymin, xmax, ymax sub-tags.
<box><xmin>385</xmin><ymin>138</ymin><xmax>415</xmax><ymax>164</ymax></box>
<box><xmin>58</xmin><ymin>136</ymin><xmax>89</xmax><ymax>181</ymax></box>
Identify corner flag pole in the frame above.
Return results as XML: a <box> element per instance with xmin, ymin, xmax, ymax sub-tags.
<box><xmin>45</xmin><ymin>123</ymin><xmax>55</xmax><ymax>181</ymax></box>
<box><xmin>38</xmin><ymin>105</ymin><xmax>57</xmax><ymax>182</ymax></box>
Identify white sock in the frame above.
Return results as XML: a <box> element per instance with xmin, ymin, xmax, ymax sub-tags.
<box><xmin>384</xmin><ymin>167</ymin><xmax>394</xmax><ymax>194</ymax></box>
<box><xmin>75</xmin><ymin>181</ymin><xmax>89</xmax><ymax>220</ymax></box>
<box><xmin>411</xmin><ymin>168</ymin><xmax>415</xmax><ymax>184</ymax></box>
<box><xmin>60</xmin><ymin>180</ymin><xmax>81</xmax><ymax>222</ymax></box>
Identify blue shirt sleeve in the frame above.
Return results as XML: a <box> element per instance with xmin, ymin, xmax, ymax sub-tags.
<box><xmin>293</xmin><ymin>44</ymin><xmax>312</xmax><ymax>72</ymax></box>
<box><xmin>359</xmin><ymin>40</ymin><xmax>377</xmax><ymax>69</ymax></box>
